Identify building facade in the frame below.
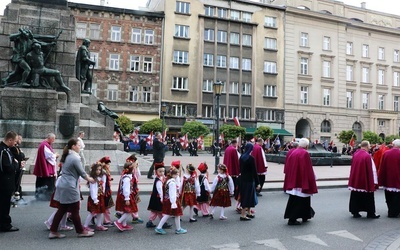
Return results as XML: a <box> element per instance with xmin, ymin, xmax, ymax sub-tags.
<box><xmin>69</xmin><ymin>3</ymin><xmax>164</xmax><ymax>124</ymax></box>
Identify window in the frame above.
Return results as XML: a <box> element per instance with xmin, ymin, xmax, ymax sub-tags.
<box><xmin>218</xmin><ymin>8</ymin><xmax>227</xmax><ymax>18</ymax></box>
<box><xmin>242</xmin><ymin>34</ymin><xmax>252</xmax><ymax>46</ymax></box>
<box><xmin>203</xmin><ymin>105</ymin><xmax>213</xmax><ymax>118</ymax></box>
<box><xmin>216</xmin><ymin>55</ymin><xmax>227</xmax><ymax>68</ymax></box>
<box><xmin>230</xmin><ymin>32</ymin><xmax>239</xmax><ymax>45</ymax></box>
<box><xmin>175</xmin><ymin>25</ymin><xmax>189</xmax><ymax>38</ymax></box>
<box><xmin>362</xmin><ymin>67</ymin><xmax>369</xmax><ymax>83</ymax></box>
<box><xmin>394</xmin><ymin>96</ymin><xmax>399</xmax><ymax>111</ymax></box>
<box><xmin>144</xmin><ymin>30</ymin><xmax>154</xmax><ymax>44</ymax></box>
<box><xmin>176</xmin><ymin>1</ymin><xmax>190</xmax><ymax>14</ymax></box>
<box><xmin>203</xmin><ymin>53</ymin><xmax>214</xmax><ymax>66</ymax></box>
<box><xmin>242</xmin><ymin>83</ymin><xmax>251</xmax><ymax>95</ymax></box>
<box><xmin>394</xmin><ymin>50</ymin><xmax>400</xmax><ymax>62</ymax></box>
<box><xmin>172</xmin><ymin>104</ymin><xmax>184</xmax><ymax>116</ymax></box>
<box><xmin>230</xmin><ymin>10</ymin><xmax>240</xmax><ymax>20</ymax></box>
<box><xmin>230</xmin><ymin>57</ymin><xmax>239</xmax><ymax>69</ymax></box>
<box><xmin>205</xmin><ymin>6</ymin><xmax>215</xmax><ymax>16</ymax></box>
<box><xmin>378</xmin><ymin>95</ymin><xmax>385</xmax><ymax>110</ymax></box>
<box><xmin>142</xmin><ymin>87</ymin><xmax>151</xmax><ymax>103</ymax></box>
<box><xmin>229</xmin><ymin>107</ymin><xmax>238</xmax><ymax>118</ymax></box>
<box><xmin>378</xmin><ymin>47</ymin><xmax>385</xmax><ymax>60</ymax></box>
<box><xmin>264</xmin><ymin>16</ymin><xmax>277</xmax><ymax>27</ymax></box>
<box><xmin>230</xmin><ymin>82</ymin><xmax>239</xmax><ymax>94</ymax></box>
<box><xmin>264</xmin><ymin>61</ymin><xmax>277</xmax><ymax>73</ymax></box>
<box><xmin>76</xmin><ymin>23</ymin><xmax>86</xmax><ymax>38</ymax></box>
<box><xmin>202</xmin><ymin>80</ymin><xmax>213</xmax><ymax>92</ymax></box>
<box><xmin>378</xmin><ymin>69</ymin><xmax>385</xmax><ymax>85</ymax></box>
<box><xmin>242</xmin><ymin>107</ymin><xmax>251</xmax><ymax>120</ymax></box>
<box><xmin>90</xmin><ymin>52</ymin><xmax>99</xmax><ymax>69</ymax></box>
<box><xmin>264</xmin><ymin>85</ymin><xmax>276</xmax><ymax>97</ymax></box>
<box><xmin>323</xmin><ymin>89</ymin><xmax>330</xmax><ymax>106</ymax></box>
<box><xmin>108</xmin><ymin>85</ymin><xmax>118</xmax><ymax>101</ymax></box>
<box><xmin>321</xmin><ymin>120</ymin><xmax>331</xmax><ymax>133</ymax></box>
<box><xmin>265</xmin><ymin>37</ymin><xmax>277</xmax><ymax>50</ymax></box>
<box><xmin>322</xmin><ymin>61</ymin><xmax>331</xmax><ymax>77</ymax></box>
<box><xmin>173</xmin><ymin>51</ymin><xmax>189</xmax><ymax>64</ymax></box>
<box><xmin>346</xmin><ymin>42</ymin><xmax>353</xmax><ymax>55</ymax></box>
<box><xmin>129</xmin><ymin>86</ymin><xmax>138</xmax><ymax>102</ymax></box>
<box><xmin>111</xmin><ymin>26</ymin><xmax>121</xmax><ymax>42</ymax></box>
<box><xmin>300</xmin><ymin>86</ymin><xmax>308</xmax><ymax>104</ymax></box>
<box><xmin>242</xmin><ymin>58</ymin><xmax>251</xmax><ymax>71</ymax></box>
<box><xmin>143</xmin><ymin>57</ymin><xmax>153</xmax><ymax>73</ymax></box>
<box><xmin>204</xmin><ymin>29</ymin><xmax>214</xmax><ymax>41</ymax></box>
<box><xmin>109</xmin><ymin>54</ymin><xmax>119</xmax><ymax>70</ymax></box>
<box><xmin>132</xmin><ymin>28</ymin><xmax>141</xmax><ymax>43</ymax></box>
<box><xmin>242</xmin><ymin>12</ymin><xmax>252</xmax><ymax>22</ymax></box>
<box><xmin>300</xmin><ymin>58</ymin><xmax>308</xmax><ymax>75</ymax></box>
<box><xmin>378</xmin><ymin>120</ymin><xmax>385</xmax><ymax>127</ymax></box>
<box><xmin>362</xmin><ymin>44</ymin><xmax>369</xmax><ymax>57</ymax></box>
<box><xmin>172</xmin><ymin>77</ymin><xmax>188</xmax><ymax>90</ymax></box>
<box><xmin>89</xmin><ymin>23</ymin><xmax>100</xmax><ymax>39</ymax></box>
<box><xmin>130</xmin><ymin>55</ymin><xmax>140</xmax><ymax>72</ymax></box>
<box><xmin>323</xmin><ymin>36</ymin><xmax>330</xmax><ymax>50</ymax></box>
<box><xmin>217</xmin><ymin>30</ymin><xmax>227</xmax><ymax>43</ymax></box>
<box><xmin>300</xmin><ymin>32</ymin><xmax>308</xmax><ymax>47</ymax></box>
<box><xmin>346</xmin><ymin>65</ymin><xmax>353</xmax><ymax>81</ymax></box>
<box><xmin>394</xmin><ymin>72</ymin><xmax>400</xmax><ymax>86</ymax></box>
<box><xmin>362</xmin><ymin>93</ymin><xmax>369</xmax><ymax>109</ymax></box>
<box><xmin>266</xmin><ymin>110</ymin><xmax>276</xmax><ymax>121</ymax></box>
<box><xmin>346</xmin><ymin>91</ymin><xmax>353</xmax><ymax>108</ymax></box>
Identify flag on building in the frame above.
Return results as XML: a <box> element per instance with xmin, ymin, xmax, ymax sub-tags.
<box><xmin>180</xmin><ymin>133</ymin><xmax>189</xmax><ymax>149</ymax></box>
<box><xmin>146</xmin><ymin>131</ymin><xmax>153</xmax><ymax>146</ymax></box>
<box><xmin>233</xmin><ymin>116</ymin><xmax>240</xmax><ymax>126</ymax></box>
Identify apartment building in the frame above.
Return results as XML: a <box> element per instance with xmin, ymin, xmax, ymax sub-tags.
<box><xmin>69</xmin><ymin>3</ymin><xmax>164</xmax><ymax>124</ymax></box>
<box><xmin>145</xmin><ymin>0</ymin><xmax>287</xmax><ymax>137</ymax></box>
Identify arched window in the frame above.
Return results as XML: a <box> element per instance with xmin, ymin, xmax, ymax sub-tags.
<box><xmin>321</xmin><ymin>120</ymin><xmax>331</xmax><ymax>133</ymax></box>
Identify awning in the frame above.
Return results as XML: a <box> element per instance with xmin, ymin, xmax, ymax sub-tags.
<box><xmin>273</xmin><ymin>128</ymin><xmax>293</xmax><ymax>136</ymax></box>
<box><xmin>118</xmin><ymin>113</ymin><xmax>159</xmax><ymax>122</ymax></box>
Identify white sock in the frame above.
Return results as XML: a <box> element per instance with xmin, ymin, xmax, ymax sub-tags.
<box><xmin>175</xmin><ymin>216</ymin><xmax>181</xmax><ymax>230</ymax></box>
<box><xmin>118</xmin><ymin>213</ymin><xmax>130</xmax><ymax>226</ymax></box>
<box><xmin>60</xmin><ymin>213</ymin><xmax>68</xmax><ymax>228</ymax></box>
<box><xmin>189</xmin><ymin>206</ymin><xmax>194</xmax><ymax>219</ymax></box>
<box><xmin>96</xmin><ymin>214</ymin><xmax>104</xmax><ymax>227</ymax></box>
<box><xmin>47</xmin><ymin>210</ymin><xmax>56</xmax><ymax>224</ymax></box>
<box><xmin>157</xmin><ymin>215</ymin><xmax>170</xmax><ymax>229</ymax></box>
<box><xmin>220</xmin><ymin>207</ymin><xmax>225</xmax><ymax>217</ymax></box>
<box><xmin>84</xmin><ymin>213</ymin><xmax>94</xmax><ymax>227</ymax></box>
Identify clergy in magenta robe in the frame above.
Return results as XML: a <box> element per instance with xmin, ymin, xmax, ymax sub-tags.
<box><xmin>251</xmin><ymin>138</ymin><xmax>267</xmax><ymax>195</ymax></box>
<box><xmin>223</xmin><ymin>140</ymin><xmax>240</xmax><ymax>201</ymax></box>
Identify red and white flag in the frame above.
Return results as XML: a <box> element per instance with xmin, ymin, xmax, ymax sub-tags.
<box><xmin>130</xmin><ymin>129</ymin><xmax>139</xmax><ymax>144</ymax></box>
<box><xmin>180</xmin><ymin>133</ymin><xmax>189</xmax><ymax>149</ymax></box>
<box><xmin>233</xmin><ymin>116</ymin><xmax>241</xmax><ymax>126</ymax></box>
<box><xmin>219</xmin><ymin>133</ymin><xmax>224</xmax><ymax>147</ymax></box>
<box><xmin>197</xmin><ymin>135</ymin><xmax>204</xmax><ymax>150</ymax></box>
<box><xmin>146</xmin><ymin>131</ymin><xmax>153</xmax><ymax>146</ymax></box>
<box><xmin>349</xmin><ymin>134</ymin><xmax>355</xmax><ymax>147</ymax></box>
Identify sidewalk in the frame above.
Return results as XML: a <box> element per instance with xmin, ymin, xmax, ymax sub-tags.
<box><xmin>20</xmin><ymin>151</ymin><xmax>350</xmax><ymax>195</ymax></box>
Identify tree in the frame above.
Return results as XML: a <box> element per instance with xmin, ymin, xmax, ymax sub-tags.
<box><xmin>362</xmin><ymin>131</ymin><xmax>382</xmax><ymax>144</ymax></box>
<box><xmin>139</xmin><ymin>118</ymin><xmax>164</xmax><ymax>134</ymax></box>
<box><xmin>338</xmin><ymin>130</ymin><xmax>355</xmax><ymax>144</ymax></box>
<box><xmin>181</xmin><ymin>121</ymin><xmax>210</xmax><ymax>139</ymax></box>
<box><xmin>384</xmin><ymin>135</ymin><xmax>400</xmax><ymax>144</ymax></box>
<box><xmin>115</xmin><ymin>115</ymin><xmax>134</xmax><ymax>135</ymax></box>
<box><xmin>220</xmin><ymin>124</ymin><xmax>246</xmax><ymax>141</ymax></box>
<box><xmin>254</xmin><ymin>126</ymin><xmax>274</xmax><ymax>139</ymax></box>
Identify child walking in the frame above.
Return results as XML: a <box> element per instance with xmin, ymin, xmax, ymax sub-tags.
<box><xmin>181</xmin><ymin>164</ymin><xmax>200</xmax><ymax>222</ymax></box>
<box><xmin>155</xmin><ymin>168</ymin><xmax>187</xmax><ymax>235</ymax></box>
<box><xmin>114</xmin><ymin>162</ymin><xmax>136</xmax><ymax>232</ymax></box>
<box><xmin>99</xmin><ymin>156</ymin><xmax>114</xmax><ymax>227</ymax></box>
<box><xmin>209</xmin><ymin>164</ymin><xmax>234</xmax><ymax>220</ymax></box>
<box><xmin>83</xmin><ymin>163</ymin><xmax>108</xmax><ymax>231</ymax></box>
<box><xmin>196</xmin><ymin>162</ymin><xmax>211</xmax><ymax>217</ymax></box>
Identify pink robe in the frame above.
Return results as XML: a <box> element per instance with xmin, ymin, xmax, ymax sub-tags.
<box><xmin>33</xmin><ymin>140</ymin><xmax>55</xmax><ymax>177</ymax></box>
<box><xmin>348</xmin><ymin>149</ymin><xmax>376</xmax><ymax>192</ymax></box>
<box><xmin>223</xmin><ymin>145</ymin><xmax>240</xmax><ymax>176</ymax></box>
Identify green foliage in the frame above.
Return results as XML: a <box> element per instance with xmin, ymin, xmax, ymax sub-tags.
<box><xmin>384</xmin><ymin>135</ymin><xmax>400</xmax><ymax>144</ymax></box>
<box><xmin>254</xmin><ymin>126</ymin><xmax>274</xmax><ymax>139</ymax></box>
<box><xmin>362</xmin><ymin>131</ymin><xmax>382</xmax><ymax>144</ymax></box>
<box><xmin>139</xmin><ymin>118</ymin><xmax>164</xmax><ymax>134</ymax></box>
<box><xmin>338</xmin><ymin>130</ymin><xmax>355</xmax><ymax>144</ymax></box>
<box><xmin>220</xmin><ymin>124</ymin><xmax>246</xmax><ymax>141</ymax></box>
<box><xmin>181</xmin><ymin>121</ymin><xmax>210</xmax><ymax>139</ymax></box>
<box><xmin>115</xmin><ymin>115</ymin><xmax>134</xmax><ymax>135</ymax></box>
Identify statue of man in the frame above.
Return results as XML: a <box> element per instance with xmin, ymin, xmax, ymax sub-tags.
<box><xmin>26</xmin><ymin>43</ymin><xmax>71</xmax><ymax>95</ymax></box>
<box><xmin>75</xmin><ymin>39</ymin><xmax>96</xmax><ymax>94</ymax></box>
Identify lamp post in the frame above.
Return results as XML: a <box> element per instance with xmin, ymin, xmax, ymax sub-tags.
<box><xmin>213</xmin><ymin>80</ymin><xmax>223</xmax><ymax>174</ymax></box>
<box><xmin>161</xmin><ymin>103</ymin><xmax>166</xmax><ymax>141</ymax></box>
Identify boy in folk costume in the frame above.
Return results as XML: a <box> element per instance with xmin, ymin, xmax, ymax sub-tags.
<box><xmin>209</xmin><ymin>164</ymin><xmax>234</xmax><ymax>220</ymax></box>
<box><xmin>197</xmin><ymin>162</ymin><xmax>211</xmax><ymax>217</ymax></box>
<box><xmin>114</xmin><ymin>162</ymin><xmax>136</xmax><ymax>232</ymax></box>
<box><xmin>83</xmin><ymin>163</ymin><xmax>108</xmax><ymax>231</ymax></box>
<box><xmin>181</xmin><ymin>164</ymin><xmax>200</xmax><ymax>222</ymax></box>
<box><xmin>99</xmin><ymin>156</ymin><xmax>114</xmax><ymax>226</ymax></box>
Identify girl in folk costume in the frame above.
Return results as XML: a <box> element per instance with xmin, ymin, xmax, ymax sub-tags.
<box><xmin>181</xmin><ymin>164</ymin><xmax>200</xmax><ymax>222</ymax></box>
<box><xmin>209</xmin><ymin>164</ymin><xmax>234</xmax><ymax>220</ymax></box>
<box><xmin>170</xmin><ymin>160</ymin><xmax>183</xmax><ymax>187</ymax></box>
<box><xmin>155</xmin><ymin>168</ymin><xmax>187</xmax><ymax>235</ymax></box>
<box><xmin>126</xmin><ymin>154</ymin><xmax>143</xmax><ymax>224</ymax></box>
<box><xmin>196</xmin><ymin>162</ymin><xmax>211</xmax><ymax>217</ymax></box>
<box><xmin>114</xmin><ymin>162</ymin><xmax>136</xmax><ymax>232</ymax></box>
<box><xmin>146</xmin><ymin>162</ymin><xmax>171</xmax><ymax>229</ymax></box>
<box><xmin>99</xmin><ymin>156</ymin><xmax>114</xmax><ymax>226</ymax></box>
<box><xmin>83</xmin><ymin>163</ymin><xmax>108</xmax><ymax>231</ymax></box>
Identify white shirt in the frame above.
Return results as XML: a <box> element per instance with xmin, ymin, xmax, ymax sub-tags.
<box><xmin>77</xmin><ymin>137</ymin><xmax>85</xmax><ymax>150</ymax></box>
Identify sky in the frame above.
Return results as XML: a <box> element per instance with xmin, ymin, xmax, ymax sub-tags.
<box><xmin>0</xmin><ymin>0</ymin><xmax>399</xmax><ymax>18</ymax></box>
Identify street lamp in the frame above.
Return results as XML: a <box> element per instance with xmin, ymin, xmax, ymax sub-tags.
<box><xmin>213</xmin><ymin>80</ymin><xmax>223</xmax><ymax>174</ymax></box>
<box><xmin>161</xmin><ymin>103</ymin><xmax>167</xmax><ymax>141</ymax></box>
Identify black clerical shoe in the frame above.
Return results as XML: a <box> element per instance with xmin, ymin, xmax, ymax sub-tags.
<box><xmin>367</xmin><ymin>214</ymin><xmax>380</xmax><ymax>219</ymax></box>
<box><xmin>189</xmin><ymin>218</ymin><xmax>197</xmax><ymax>223</ymax></box>
<box><xmin>240</xmin><ymin>216</ymin><xmax>251</xmax><ymax>221</ymax></box>
<box><xmin>256</xmin><ymin>193</ymin><xmax>263</xmax><ymax>197</ymax></box>
<box><xmin>2</xmin><ymin>226</ymin><xmax>19</xmax><ymax>232</ymax></box>
<box><xmin>246</xmin><ymin>214</ymin><xmax>255</xmax><ymax>219</ymax></box>
<box><xmin>352</xmin><ymin>213</ymin><xmax>362</xmax><ymax>218</ymax></box>
<box><xmin>288</xmin><ymin>220</ymin><xmax>301</xmax><ymax>225</ymax></box>
<box><xmin>302</xmin><ymin>218</ymin><xmax>309</xmax><ymax>223</ymax></box>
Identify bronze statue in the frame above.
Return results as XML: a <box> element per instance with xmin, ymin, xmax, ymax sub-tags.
<box><xmin>76</xmin><ymin>39</ymin><xmax>96</xmax><ymax>94</ymax></box>
<box><xmin>97</xmin><ymin>101</ymin><xmax>119</xmax><ymax>119</ymax></box>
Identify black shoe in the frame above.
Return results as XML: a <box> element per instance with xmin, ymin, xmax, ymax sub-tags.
<box><xmin>256</xmin><ymin>193</ymin><xmax>263</xmax><ymax>197</ymax></box>
<box><xmin>162</xmin><ymin>223</ymin><xmax>172</xmax><ymax>229</ymax></box>
<box><xmin>193</xmin><ymin>208</ymin><xmax>198</xmax><ymax>216</ymax></box>
<box><xmin>189</xmin><ymin>218</ymin><xmax>197</xmax><ymax>223</ymax></box>
<box><xmin>146</xmin><ymin>221</ymin><xmax>156</xmax><ymax>228</ymax></box>
<box><xmin>246</xmin><ymin>214</ymin><xmax>255</xmax><ymax>219</ymax></box>
<box><xmin>302</xmin><ymin>218</ymin><xmax>309</xmax><ymax>223</ymax></box>
<box><xmin>202</xmin><ymin>214</ymin><xmax>210</xmax><ymax>217</ymax></box>
<box><xmin>240</xmin><ymin>216</ymin><xmax>251</xmax><ymax>221</ymax></box>
<box><xmin>352</xmin><ymin>213</ymin><xmax>362</xmax><ymax>218</ymax></box>
<box><xmin>288</xmin><ymin>220</ymin><xmax>301</xmax><ymax>225</ymax></box>
<box><xmin>209</xmin><ymin>214</ymin><xmax>214</xmax><ymax>220</ymax></box>
<box><xmin>1</xmin><ymin>226</ymin><xmax>19</xmax><ymax>232</ymax></box>
<box><xmin>147</xmin><ymin>176</ymin><xmax>154</xmax><ymax>179</ymax></box>
<box><xmin>388</xmin><ymin>214</ymin><xmax>399</xmax><ymax>218</ymax></box>
<box><xmin>367</xmin><ymin>214</ymin><xmax>380</xmax><ymax>219</ymax></box>
<box><xmin>67</xmin><ymin>217</ymin><xmax>73</xmax><ymax>223</ymax></box>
